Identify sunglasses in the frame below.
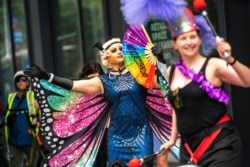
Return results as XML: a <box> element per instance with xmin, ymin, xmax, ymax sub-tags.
<box><xmin>173</xmin><ymin>88</ymin><xmax>183</xmax><ymax>108</ymax></box>
<box><xmin>16</xmin><ymin>78</ymin><xmax>28</xmax><ymax>83</ymax></box>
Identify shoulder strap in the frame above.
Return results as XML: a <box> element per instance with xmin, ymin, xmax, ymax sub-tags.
<box><xmin>200</xmin><ymin>57</ymin><xmax>211</xmax><ymax>73</ymax></box>
<box><xmin>7</xmin><ymin>93</ymin><xmax>16</xmax><ymax>110</ymax></box>
<box><xmin>26</xmin><ymin>90</ymin><xmax>36</xmax><ymax>115</ymax></box>
<box><xmin>8</xmin><ymin>92</ymin><xmax>25</xmax><ymax>111</ymax></box>
<box><xmin>169</xmin><ymin>65</ymin><xmax>175</xmax><ymax>86</ymax></box>
<box><xmin>15</xmin><ymin>94</ymin><xmax>26</xmax><ymax>109</ymax></box>
<box><xmin>4</xmin><ymin>92</ymin><xmax>25</xmax><ymax>142</ymax></box>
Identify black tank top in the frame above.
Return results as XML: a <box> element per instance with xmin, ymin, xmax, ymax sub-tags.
<box><xmin>168</xmin><ymin>58</ymin><xmax>227</xmax><ymax>137</ymax></box>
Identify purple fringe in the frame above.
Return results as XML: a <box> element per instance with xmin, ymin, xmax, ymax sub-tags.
<box><xmin>195</xmin><ymin>15</ymin><xmax>216</xmax><ymax>56</ymax></box>
<box><xmin>175</xmin><ymin>60</ymin><xmax>229</xmax><ymax>105</ymax></box>
<box><xmin>120</xmin><ymin>0</ymin><xmax>150</xmax><ymax>26</ymax></box>
<box><xmin>147</xmin><ymin>0</ymin><xmax>187</xmax><ymax>22</ymax></box>
<box><xmin>120</xmin><ymin>0</ymin><xmax>187</xmax><ymax>26</ymax></box>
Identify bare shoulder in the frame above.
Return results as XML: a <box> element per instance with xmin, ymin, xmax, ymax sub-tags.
<box><xmin>206</xmin><ymin>57</ymin><xmax>232</xmax><ymax>85</ymax></box>
<box><xmin>208</xmin><ymin>57</ymin><xmax>227</xmax><ymax>66</ymax></box>
<box><xmin>87</xmin><ymin>77</ymin><xmax>103</xmax><ymax>88</ymax></box>
<box><xmin>91</xmin><ymin>76</ymin><xmax>102</xmax><ymax>83</ymax></box>
<box><xmin>75</xmin><ymin>76</ymin><xmax>101</xmax><ymax>85</ymax></box>
<box><xmin>89</xmin><ymin>77</ymin><xmax>103</xmax><ymax>93</ymax></box>
<box><xmin>206</xmin><ymin>57</ymin><xmax>226</xmax><ymax>73</ymax></box>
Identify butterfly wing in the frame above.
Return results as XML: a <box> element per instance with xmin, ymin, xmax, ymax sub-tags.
<box><xmin>146</xmin><ymin>88</ymin><xmax>180</xmax><ymax>159</ymax></box>
<box><xmin>31</xmin><ymin>77</ymin><xmax>110</xmax><ymax>167</ymax></box>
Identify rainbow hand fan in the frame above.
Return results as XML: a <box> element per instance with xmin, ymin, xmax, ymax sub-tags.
<box><xmin>122</xmin><ymin>25</ymin><xmax>157</xmax><ymax>89</ymax></box>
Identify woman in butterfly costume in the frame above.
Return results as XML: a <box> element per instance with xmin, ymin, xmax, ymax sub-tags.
<box><xmin>24</xmin><ymin>38</ymin><xmax>178</xmax><ymax>167</ymax></box>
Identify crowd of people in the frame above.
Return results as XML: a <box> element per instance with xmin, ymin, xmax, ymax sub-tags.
<box><xmin>1</xmin><ymin>4</ymin><xmax>250</xmax><ymax>167</ymax></box>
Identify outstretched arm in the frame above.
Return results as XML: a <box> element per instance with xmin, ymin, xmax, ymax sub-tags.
<box><xmin>24</xmin><ymin>65</ymin><xmax>73</xmax><ymax>89</ymax></box>
<box><xmin>24</xmin><ymin>66</ymin><xmax>103</xmax><ymax>94</ymax></box>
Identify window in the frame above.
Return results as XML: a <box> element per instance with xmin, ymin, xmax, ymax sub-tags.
<box><xmin>0</xmin><ymin>0</ymin><xmax>28</xmax><ymax>98</ymax></box>
<box><xmin>81</xmin><ymin>0</ymin><xmax>105</xmax><ymax>63</ymax></box>
<box><xmin>52</xmin><ymin>0</ymin><xmax>105</xmax><ymax>78</ymax></box>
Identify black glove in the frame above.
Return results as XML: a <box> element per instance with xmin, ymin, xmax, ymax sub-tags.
<box><xmin>24</xmin><ymin>65</ymin><xmax>50</xmax><ymax>80</ymax></box>
<box><xmin>24</xmin><ymin>65</ymin><xmax>73</xmax><ymax>90</ymax></box>
<box><xmin>151</xmin><ymin>46</ymin><xmax>165</xmax><ymax>63</ymax></box>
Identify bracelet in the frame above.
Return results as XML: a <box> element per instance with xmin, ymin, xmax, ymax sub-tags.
<box><xmin>48</xmin><ymin>73</ymin><xmax>54</xmax><ymax>82</ymax></box>
<box><xmin>227</xmin><ymin>58</ymin><xmax>237</xmax><ymax>66</ymax></box>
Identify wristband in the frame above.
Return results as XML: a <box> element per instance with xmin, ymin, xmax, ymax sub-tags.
<box><xmin>48</xmin><ymin>73</ymin><xmax>54</xmax><ymax>82</ymax></box>
<box><xmin>227</xmin><ymin>58</ymin><xmax>236</xmax><ymax>66</ymax></box>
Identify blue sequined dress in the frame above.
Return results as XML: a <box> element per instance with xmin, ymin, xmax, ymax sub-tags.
<box><xmin>99</xmin><ymin>71</ymin><xmax>153</xmax><ymax>165</ymax></box>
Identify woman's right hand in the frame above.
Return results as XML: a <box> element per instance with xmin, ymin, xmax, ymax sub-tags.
<box><xmin>157</xmin><ymin>144</ymin><xmax>172</xmax><ymax>167</ymax></box>
<box><xmin>24</xmin><ymin>65</ymin><xmax>50</xmax><ymax>80</ymax></box>
<box><xmin>160</xmin><ymin>141</ymin><xmax>175</xmax><ymax>154</ymax></box>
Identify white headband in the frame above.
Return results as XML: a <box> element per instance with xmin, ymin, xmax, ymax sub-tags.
<box><xmin>102</xmin><ymin>38</ymin><xmax>121</xmax><ymax>50</ymax></box>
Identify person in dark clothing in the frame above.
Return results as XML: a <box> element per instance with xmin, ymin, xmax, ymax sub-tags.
<box><xmin>156</xmin><ymin>7</ymin><xmax>250</xmax><ymax>167</ymax></box>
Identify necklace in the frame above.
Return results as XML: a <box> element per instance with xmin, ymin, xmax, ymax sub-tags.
<box><xmin>175</xmin><ymin>60</ymin><xmax>229</xmax><ymax>105</ymax></box>
<box><xmin>109</xmin><ymin>66</ymin><xmax>127</xmax><ymax>79</ymax></box>
<box><xmin>110</xmin><ymin>66</ymin><xmax>127</xmax><ymax>74</ymax></box>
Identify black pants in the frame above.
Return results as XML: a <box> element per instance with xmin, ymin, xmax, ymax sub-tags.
<box><xmin>180</xmin><ymin>126</ymin><xmax>243</xmax><ymax>167</ymax></box>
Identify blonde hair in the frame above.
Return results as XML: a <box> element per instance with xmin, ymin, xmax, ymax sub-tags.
<box><xmin>99</xmin><ymin>38</ymin><xmax>121</xmax><ymax>68</ymax></box>
<box><xmin>100</xmin><ymin>50</ymin><xmax>111</xmax><ymax>68</ymax></box>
